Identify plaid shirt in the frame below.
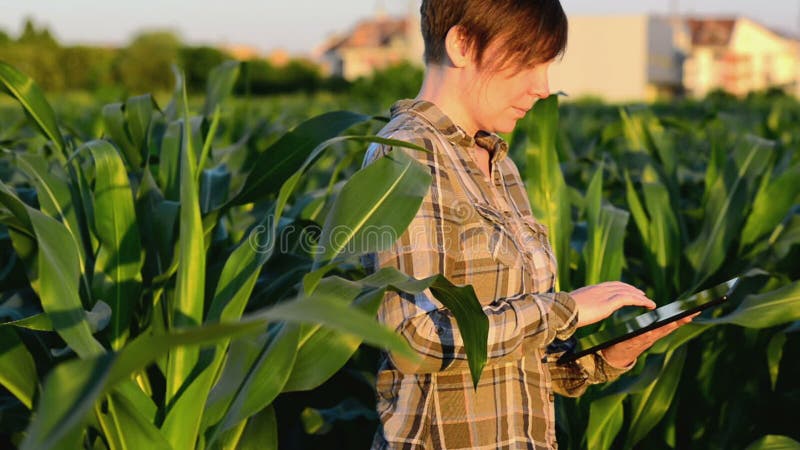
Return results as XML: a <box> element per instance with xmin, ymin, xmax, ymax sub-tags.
<box><xmin>362</xmin><ymin>99</ymin><xmax>633</xmax><ymax>449</ymax></box>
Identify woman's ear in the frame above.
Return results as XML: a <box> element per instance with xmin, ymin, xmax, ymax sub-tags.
<box><xmin>444</xmin><ymin>25</ymin><xmax>471</xmax><ymax>68</ymax></box>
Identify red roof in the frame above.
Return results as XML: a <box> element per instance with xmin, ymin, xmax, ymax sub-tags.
<box><xmin>686</xmin><ymin>18</ymin><xmax>736</xmax><ymax>46</ymax></box>
<box><xmin>322</xmin><ymin>17</ymin><xmax>409</xmax><ymax>53</ymax></box>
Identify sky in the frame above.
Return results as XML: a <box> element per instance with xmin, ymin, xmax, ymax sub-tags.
<box><xmin>0</xmin><ymin>0</ymin><xmax>797</xmax><ymax>55</ymax></box>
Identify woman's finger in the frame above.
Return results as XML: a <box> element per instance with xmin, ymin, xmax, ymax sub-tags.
<box><xmin>610</xmin><ymin>292</ymin><xmax>656</xmax><ymax>310</ymax></box>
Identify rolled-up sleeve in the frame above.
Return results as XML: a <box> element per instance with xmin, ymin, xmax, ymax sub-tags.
<box><xmin>548</xmin><ymin>350</ymin><xmax>637</xmax><ymax>397</ymax></box>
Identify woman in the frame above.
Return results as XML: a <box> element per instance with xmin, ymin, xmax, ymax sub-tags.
<box><xmin>361</xmin><ymin>1</ymin><xmax>695</xmax><ymax>448</ymax></box>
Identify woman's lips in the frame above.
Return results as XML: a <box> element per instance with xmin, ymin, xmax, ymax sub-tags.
<box><xmin>512</xmin><ymin>107</ymin><xmax>528</xmax><ymax>118</ymax></box>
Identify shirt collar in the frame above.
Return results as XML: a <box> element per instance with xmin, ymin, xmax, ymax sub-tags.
<box><xmin>390</xmin><ymin>99</ymin><xmax>509</xmax><ymax>163</ymax></box>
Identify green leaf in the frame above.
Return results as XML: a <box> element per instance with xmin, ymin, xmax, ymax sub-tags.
<box><xmin>703</xmin><ymin>280</ymin><xmax>800</xmax><ymax>328</ymax></box>
<box><xmin>0</xmin><ymin>182</ymin><xmax>105</xmax><ymax>358</ymax></box>
<box><xmin>648</xmin><ymin>323</ymin><xmax>710</xmax><ymax>354</ymax></box>
<box><xmin>314</xmin><ymin>147</ymin><xmax>432</xmax><ymax>266</ymax></box>
<box><xmin>745</xmin><ymin>435</ymin><xmax>800</xmax><ymax>450</ymax></box>
<box><xmin>582</xmin><ymin>165</ymin><xmax>630</xmax><ymax>284</ymax></box>
<box><xmin>235</xmin><ymin>405</ymin><xmax>277</xmax><ymax>450</ymax></box>
<box><xmin>205</xmin><ymin>323</ymin><xmax>300</xmax><ymax>445</ymax></box>
<box><xmin>603</xmin><ymin>353</ymin><xmax>667</xmax><ymax>397</ymax></box>
<box><xmin>624</xmin><ymin>346</ymin><xmax>687</xmax><ymax>449</ymax></box>
<box><xmin>2</xmin><ymin>300</ymin><xmax>111</xmax><ymax>334</ymax></box>
<box><xmin>0</xmin><ymin>326</ymin><xmax>37</xmax><ymax>409</ymax></box>
<box><xmin>248</xmin><ymin>292</ymin><xmax>414</xmax><ymax>360</ymax></box>
<box><xmin>203</xmin><ymin>60</ymin><xmax>240</xmax><ymax>116</ymax></box>
<box><xmin>14</xmin><ymin>152</ymin><xmax>91</xmax><ymax>298</ymax></box>
<box><xmin>162</xmin><ymin>69</ymin><xmax>207</xmax><ymax>450</ymax></box>
<box><xmin>620</xmin><ymin>108</ymin><xmax>675</xmax><ymax>178</ymax></box>
<box><xmin>685</xmin><ymin>135</ymin><xmax>773</xmax><ymax>285</ymax></box>
<box><xmin>283</xmin><ymin>286</ymin><xmax>386</xmax><ymax>392</ymax></box>
<box><xmin>104</xmin><ymin>389</ymin><xmax>173</xmax><ymax>450</ymax></box>
<box><xmin>20</xmin><ymin>353</ymin><xmax>115</xmax><ymax>450</ymax></box>
<box><xmin>125</xmin><ymin>94</ymin><xmax>157</xmax><ymax>157</ymax></box>
<box><xmin>586</xmin><ymin>393</ymin><xmax>624</xmax><ymax>450</ymax></box>
<box><xmin>158</xmin><ymin>121</ymin><xmax>182</xmax><ymax>201</ymax></box>
<box><xmin>741</xmin><ymin>164</ymin><xmax>800</xmax><ymax>249</ymax></box>
<box><xmin>766</xmin><ymin>332</ymin><xmax>787</xmax><ymax>391</ymax></box>
<box><xmin>23</xmin><ymin>296</ymin><xmax>414</xmax><ymax>450</ymax></box>
<box><xmin>526</xmin><ymin>94</ymin><xmax>573</xmax><ymax>291</ymax></box>
<box><xmin>199</xmin><ymin>165</ymin><xmax>231</xmax><ymax>214</ymax></box>
<box><xmin>136</xmin><ymin>168</ymin><xmax>179</xmax><ymax>281</ymax></box>
<box><xmin>207</xmin><ymin>134</ymin><xmax>431</xmax><ymax>326</ymax></box>
<box><xmin>232</xmin><ymin>111</ymin><xmax>371</xmax><ymax>205</ymax></box>
<box><xmin>360</xmin><ymin>267</ymin><xmax>489</xmax><ymax>388</ymax></box>
<box><xmin>102</xmin><ymin>102</ymin><xmax>141</xmax><ymax>168</ymax></box>
<box><xmin>0</xmin><ymin>61</ymin><xmax>66</xmax><ymax>159</ymax></box>
<box><xmin>641</xmin><ymin>180</ymin><xmax>680</xmax><ymax>296</ymax></box>
<box><xmin>87</xmin><ymin>140</ymin><xmax>144</xmax><ymax>350</ymax></box>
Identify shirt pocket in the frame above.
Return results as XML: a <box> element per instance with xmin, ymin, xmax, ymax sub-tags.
<box><xmin>467</xmin><ymin>202</ymin><xmax>525</xmax><ymax>269</ymax></box>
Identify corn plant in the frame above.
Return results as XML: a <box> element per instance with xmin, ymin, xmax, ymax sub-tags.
<box><xmin>519</xmin><ymin>95</ymin><xmax>800</xmax><ymax>450</ymax></box>
<box><xmin>0</xmin><ymin>61</ymin><xmax>491</xmax><ymax>449</ymax></box>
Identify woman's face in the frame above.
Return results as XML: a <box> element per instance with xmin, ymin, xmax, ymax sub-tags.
<box><xmin>462</xmin><ymin>48</ymin><xmax>553</xmax><ymax>134</ymax></box>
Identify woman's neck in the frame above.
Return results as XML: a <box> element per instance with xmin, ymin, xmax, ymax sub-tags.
<box><xmin>415</xmin><ymin>64</ymin><xmax>479</xmax><ymax>137</ymax></box>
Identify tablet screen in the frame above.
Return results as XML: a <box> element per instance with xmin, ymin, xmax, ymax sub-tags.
<box><xmin>556</xmin><ymin>277</ymin><xmax>740</xmax><ymax>365</ymax></box>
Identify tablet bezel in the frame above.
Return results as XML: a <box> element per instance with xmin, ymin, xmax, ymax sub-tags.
<box><xmin>555</xmin><ymin>277</ymin><xmax>739</xmax><ymax>365</ymax></box>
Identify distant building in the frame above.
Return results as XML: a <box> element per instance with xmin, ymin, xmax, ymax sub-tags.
<box><xmin>548</xmin><ymin>15</ymin><xmax>685</xmax><ymax>103</ymax></box>
<box><xmin>316</xmin><ymin>9</ymin><xmax>424</xmax><ymax>80</ymax></box>
<box><xmin>224</xmin><ymin>44</ymin><xmax>261</xmax><ymax>61</ymax></box>
<box><xmin>682</xmin><ymin>17</ymin><xmax>800</xmax><ymax>97</ymax></box>
<box><xmin>267</xmin><ymin>49</ymin><xmax>291</xmax><ymax>67</ymax></box>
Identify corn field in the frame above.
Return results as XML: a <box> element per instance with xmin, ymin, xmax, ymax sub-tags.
<box><xmin>0</xmin><ymin>60</ymin><xmax>798</xmax><ymax>449</ymax></box>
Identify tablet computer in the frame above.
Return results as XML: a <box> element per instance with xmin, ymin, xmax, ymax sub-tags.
<box><xmin>555</xmin><ymin>277</ymin><xmax>740</xmax><ymax>365</ymax></box>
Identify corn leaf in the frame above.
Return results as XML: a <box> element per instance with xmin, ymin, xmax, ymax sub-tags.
<box><xmin>314</xmin><ymin>147</ymin><xmax>431</xmax><ymax>266</ymax></box>
<box><xmin>685</xmin><ymin>136</ymin><xmax>773</xmax><ymax>286</ymax></box>
<box><xmin>740</xmin><ymin>164</ymin><xmax>800</xmax><ymax>250</ymax></box>
<box><xmin>527</xmin><ymin>94</ymin><xmax>573</xmax><ymax>291</ymax></box>
<box><xmin>0</xmin><ymin>327</ymin><xmax>37</xmax><ymax>409</ymax></box>
<box><xmin>163</xmin><ymin>69</ymin><xmax>207</xmax><ymax>449</ymax></box>
<box><xmin>87</xmin><ymin>140</ymin><xmax>144</xmax><ymax>350</ymax></box>
<box><xmin>0</xmin><ymin>182</ymin><xmax>105</xmax><ymax>358</ymax></box>
<box><xmin>702</xmin><ymin>280</ymin><xmax>800</xmax><ymax>328</ymax></box>
<box><xmin>235</xmin><ymin>405</ymin><xmax>278</xmax><ymax>450</ymax></box>
<box><xmin>0</xmin><ymin>61</ymin><xmax>66</xmax><ymax>159</ymax></box>
<box><xmin>586</xmin><ymin>393</ymin><xmax>625</xmax><ymax>450</ymax></box>
<box><xmin>232</xmin><ymin>111</ymin><xmax>371</xmax><ymax>205</ymax></box>
<box><xmin>745</xmin><ymin>435</ymin><xmax>800</xmax><ymax>450</ymax></box>
<box><xmin>766</xmin><ymin>332</ymin><xmax>787</xmax><ymax>391</ymax></box>
<box><xmin>582</xmin><ymin>164</ymin><xmax>629</xmax><ymax>284</ymax></box>
<box><xmin>20</xmin><ymin>353</ymin><xmax>115</xmax><ymax>450</ymax></box>
<box><xmin>14</xmin><ymin>152</ymin><xmax>91</xmax><ymax>297</ymax></box>
<box><xmin>624</xmin><ymin>346</ymin><xmax>687</xmax><ymax>449</ymax></box>
<box><xmin>203</xmin><ymin>60</ymin><xmax>240</xmax><ymax>116</ymax></box>
<box><xmin>104</xmin><ymin>389</ymin><xmax>172</xmax><ymax>450</ymax></box>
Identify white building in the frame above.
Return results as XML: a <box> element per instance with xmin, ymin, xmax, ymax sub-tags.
<box><xmin>549</xmin><ymin>15</ymin><xmax>686</xmax><ymax>103</ymax></box>
<box><xmin>683</xmin><ymin>17</ymin><xmax>800</xmax><ymax>97</ymax></box>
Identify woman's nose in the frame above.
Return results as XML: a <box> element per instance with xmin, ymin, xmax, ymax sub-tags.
<box><xmin>529</xmin><ymin>75</ymin><xmax>550</xmax><ymax>99</ymax></box>
<box><xmin>528</xmin><ymin>69</ymin><xmax>550</xmax><ymax>99</ymax></box>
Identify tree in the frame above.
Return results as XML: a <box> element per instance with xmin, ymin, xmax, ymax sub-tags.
<box><xmin>179</xmin><ymin>45</ymin><xmax>230</xmax><ymax>92</ymax></box>
<box><xmin>114</xmin><ymin>30</ymin><xmax>181</xmax><ymax>93</ymax></box>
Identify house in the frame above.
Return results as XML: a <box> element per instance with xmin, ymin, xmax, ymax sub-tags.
<box><xmin>223</xmin><ymin>44</ymin><xmax>261</xmax><ymax>61</ymax></box>
<box><xmin>315</xmin><ymin>10</ymin><xmax>424</xmax><ymax>80</ymax></box>
<box><xmin>548</xmin><ymin>15</ymin><xmax>686</xmax><ymax>103</ymax></box>
<box><xmin>682</xmin><ymin>17</ymin><xmax>800</xmax><ymax>97</ymax></box>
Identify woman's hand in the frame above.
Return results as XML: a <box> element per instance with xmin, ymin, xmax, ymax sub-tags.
<box><xmin>570</xmin><ymin>281</ymin><xmax>656</xmax><ymax>328</ymax></box>
<box><xmin>600</xmin><ymin>313</ymin><xmax>700</xmax><ymax>368</ymax></box>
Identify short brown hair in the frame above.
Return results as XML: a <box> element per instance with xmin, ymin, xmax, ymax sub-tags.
<box><xmin>420</xmin><ymin>0</ymin><xmax>568</xmax><ymax>71</ymax></box>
